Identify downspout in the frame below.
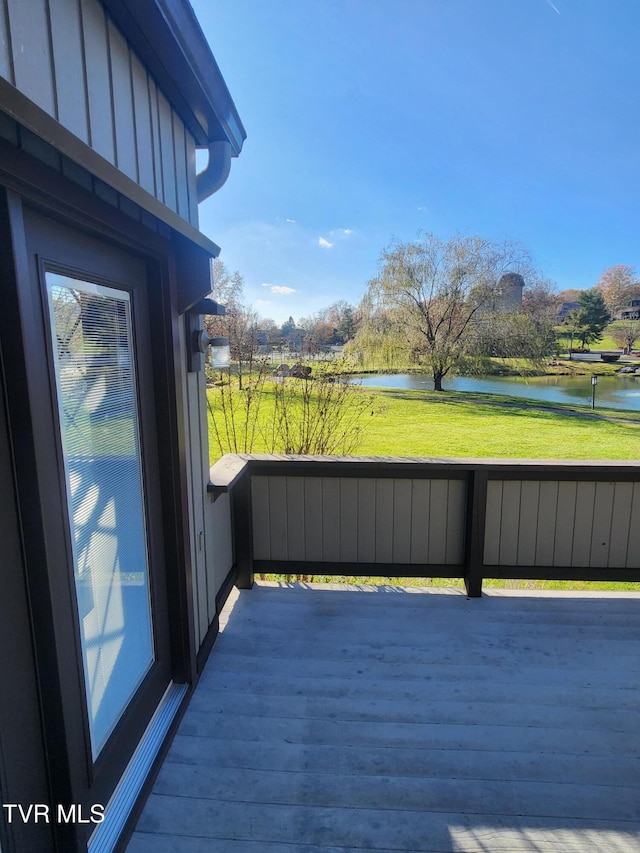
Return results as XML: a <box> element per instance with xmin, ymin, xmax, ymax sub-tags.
<box><xmin>196</xmin><ymin>140</ymin><xmax>232</xmax><ymax>202</ymax></box>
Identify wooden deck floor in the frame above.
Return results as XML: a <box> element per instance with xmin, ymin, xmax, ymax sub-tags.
<box><xmin>127</xmin><ymin>583</ymin><xmax>640</xmax><ymax>852</ymax></box>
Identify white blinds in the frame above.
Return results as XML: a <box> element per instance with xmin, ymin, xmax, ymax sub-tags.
<box><xmin>47</xmin><ymin>272</ymin><xmax>154</xmax><ymax>759</ymax></box>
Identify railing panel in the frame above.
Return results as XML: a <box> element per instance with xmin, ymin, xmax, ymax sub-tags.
<box><xmin>535</xmin><ymin>481</ymin><xmax>558</xmax><ymax>565</ymax></box>
<box><xmin>303</xmin><ymin>476</ymin><xmax>323</xmax><ymax>560</ymax></box>
<box><xmin>487</xmin><ymin>478</ymin><xmax>639</xmax><ymax>570</ymax></box>
<box><xmin>286</xmin><ymin>476</ymin><xmax>306</xmax><ymax>561</ymax></box>
<box><xmin>609</xmin><ymin>482</ymin><xmax>634</xmax><ymax>567</ymax></box>
<box><xmin>392</xmin><ymin>479</ymin><xmax>412</xmax><ymax>564</ymax></box>
<box><xmin>554</xmin><ymin>481</ymin><xmax>577</xmax><ymax>566</ymax></box>
<box><xmin>627</xmin><ymin>484</ymin><xmax>640</xmax><ymax>568</ymax></box>
<box><xmin>209</xmin><ymin>457</ymin><xmax>639</xmax><ymax>611</ymax></box>
<box><xmin>374</xmin><ymin>478</ymin><xmax>394</xmax><ymax>563</ymax></box>
<box><xmin>339</xmin><ymin>479</ymin><xmax>359</xmax><ymax>562</ymax></box>
<box><xmin>427</xmin><ymin>480</ymin><xmax>448</xmax><ymax>564</ymax></box>
<box><xmin>591</xmin><ymin>482</ymin><xmax>616</xmax><ymax>567</ymax></box>
<box><xmin>269</xmin><ymin>476</ymin><xmax>288</xmax><ymax>561</ymax></box>
<box><xmin>483</xmin><ymin>481</ymin><xmax>502</xmax><ymax>565</ymax></box>
<box><xmin>445</xmin><ymin>480</ymin><xmax>466</xmax><ymax>565</ymax></box>
<box><xmin>322</xmin><ymin>477</ymin><xmax>341</xmax><ymax>562</ymax></box>
<box><xmin>251</xmin><ymin>475</ymin><xmax>271</xmax><ymax>560</ymax></box>
<box><xmin>573</xmin><ymin>482</ymin><xmax>597</xmax><ymax>566</ymax></box>
<box><xmin>356</xmin><ymin>478</ymin><xmax>376</xmax><ymax>562</ymax></box>
<box><xmin>516</xmin><ymin>480</ymin><xmax>539</xmax><ymax>565</ymax></box>
<box><xmin>409</xmin><ymin>479</ymin><xmax>430</xmax><ymax>564</ymax></box>
<box><xmin>499</xmin><ymin>480</ymin><xmax>522</xmax><ymax>565</ymax></box>
<box><xmin>250</xmin><ymin>474</ymin><xmax>467</xmax><ymax>568</ymax></box>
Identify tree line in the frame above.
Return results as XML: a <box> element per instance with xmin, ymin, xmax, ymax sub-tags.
<box><xmin>206</xmin><ymin>240</ymin><xmax>640</xmax><ymax>393</ymax></box>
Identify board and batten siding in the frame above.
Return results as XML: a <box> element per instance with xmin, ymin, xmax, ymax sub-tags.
<box><xmin>0</xmin><ymin>0</ymin><xmax>199</xmax><ymax>225</ymax></box>
<box><xmin>251</xmin><ymin>476</ymin><xmax>467</xmax><ymax>566</ymax></box>
<box><xmin>484</xmin><ymin>479</ymin><xmax>640</xmax><ymax>569</ymax></box>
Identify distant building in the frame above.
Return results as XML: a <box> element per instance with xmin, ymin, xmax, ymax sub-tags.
<box><xmin>476</xmin><ymin>272</ymin><xmax>524</xmax><ymax>317</ymax></box>
<box><xmin>556</xmin><ymin>301</ymin><xmax>581</xmax><ymax>321</ymax></box>
<box><xmin>617</xmin><ymin>299</ymin><xmax>640</xmax><ymax>321</ymax></box>
<box><xmin>495</xmin><ymin>272</ymin><xmax>525</xmax><ymax>312</ymax></box>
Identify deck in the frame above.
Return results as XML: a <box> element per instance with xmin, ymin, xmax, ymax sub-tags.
<box><xmin>127</xmin><ymin>582</ymin><xmax>640</xmax><ymax>852</ymax></box>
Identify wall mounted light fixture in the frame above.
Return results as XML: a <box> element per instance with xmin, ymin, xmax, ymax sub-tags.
<box><xmin>186</xmin><ymin>298</ymin><xmax>226</xmax><ymax>372</ymax></box>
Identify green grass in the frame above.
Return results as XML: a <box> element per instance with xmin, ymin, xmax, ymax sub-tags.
<box><xmin>360</xmin><ymin>388</ymin><xmax>640</xmax><ymax>459</ymax></box>
<box><xmin>209</xmin><ymin>383</ymin><xmax>639</xmax><ymax>592</ymax></box>
<box><xmin>258</xmin><ymin>574</ymin><xmax>640</xmax><ymax>592</ymax></box>
<box><xmin>208</xmin><ymin>384</ymin><xmax>640</xmax><ymax>462</ymax></box>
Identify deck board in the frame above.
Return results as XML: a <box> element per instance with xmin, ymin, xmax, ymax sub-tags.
<box><xmin>128</xmin><ymin>583</ymin><xmax>640</xmax><ymax>852</ymax></box>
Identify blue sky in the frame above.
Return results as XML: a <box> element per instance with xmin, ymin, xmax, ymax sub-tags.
<box><xmin>191</xmin><ymin>0</ymin><xmax>640</xmax><ymax>324</ymax></box>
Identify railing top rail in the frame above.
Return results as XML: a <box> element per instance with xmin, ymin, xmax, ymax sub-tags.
<box><xmin>208</xmin><ymin>454</ymin><xmax>640</xmax><ymax>494</ymax></box>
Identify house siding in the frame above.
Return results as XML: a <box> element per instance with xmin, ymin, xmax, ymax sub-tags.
<box><xmin>0</xmin><ymin>0</ymin><xmax>199</xmax><ymax>226</ymax></box>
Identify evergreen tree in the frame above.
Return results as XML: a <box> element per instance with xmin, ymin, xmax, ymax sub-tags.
<box><xmin>576</xmin><ymin>289</ymin><xmax>611</xmax><ymax>346</ymax></box>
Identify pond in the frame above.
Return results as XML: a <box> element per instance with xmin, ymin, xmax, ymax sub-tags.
<box><xmin>356</xmin><ymin>373</ymin><xmax>640</xmax><ymax>412</ymax></box>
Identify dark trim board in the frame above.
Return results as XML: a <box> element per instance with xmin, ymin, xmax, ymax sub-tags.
<box><xmin>464</xmin><ymin>469</ymin><xmax>488</xmax><ymax>598</ymax></box>
<box><xmin>195</xmin><ymin>566</ymin><xmax>239</xmax><ymax>673</ymax></box>
<box><xmin>253</xmin><ymin>561</ymin><xmax>464</xmax><ymax>579</ymax></box>
<box><xmin>0</xmin><ymin>97</ymin><xmax>220</xmax><ymax>259</ymax></box>
<box><xmin>247</xmin><ymin>459</ymin><xmax>471</xmax><ymax>480</ymax></box>
<box><xmin>248</xmin><ymin>460</ymin><xmax>640</xmax><ymax>483</ymax></box>
<box><xmin>484</xmin><ymin>566</ymin><xmax>640</xmax><ymax>582</ymax></box>
<box><xmin>0</xmin><ymin>189</ymin><xmax>82</xmax><ymax>850</ymax></box>
<box><xmin>0</xmin><ymin>289</ymin><xmax>56</xmax><ymax>853</ymax></box>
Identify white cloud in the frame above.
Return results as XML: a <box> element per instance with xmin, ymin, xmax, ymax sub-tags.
<box><xmin>417</xmin><ymin>206</ymin><xmax>428</xmax><ymax>211</ymax></box>
<box><xmin>318</xmin><ymin>236</ymin><xmax>333</xmax><ymax>248</ymax></box>
<box><xmin>256</xmin><ymin>299</ymin><xmax>270</xmax><ymax>305</ymax></box>
<box><xmin>285</xmin><ymin>218</ymin><xmax>296</xmax><ymax>223</ymax></box>
<box><xmin>261</xmin><ymin>283</ymin><xmax>296</xmax><ymax>295</ymax></box>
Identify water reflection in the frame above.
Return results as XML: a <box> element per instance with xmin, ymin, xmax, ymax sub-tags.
<box><xmin>356</xmin><ymin>373</ymin><xmax>640</xmax><ymax>411</ymax></box>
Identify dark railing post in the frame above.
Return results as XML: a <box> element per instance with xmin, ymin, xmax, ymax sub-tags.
<box><xmin>232</xmin><ymin>469</ymin><xmax>254</xmax><ymax>589</ymax></box>
<box><xmin>464</xmin><ymin>468</ymin><xmax>487</xmax><ymax>597</ymax></box>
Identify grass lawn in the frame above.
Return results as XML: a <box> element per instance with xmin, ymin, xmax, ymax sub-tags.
<box><xmin>209</xmin><ymin>383</ymin><xmax>639</xmax><ymax>591</ymax></box>
<box><xmin>208</xmin><ymin>384</ymin><xmax>640</xmax><ymax>462</ymax></box>
<box><xmin>258</xmin><ymin>574</ymin><xmax>640</xmax><ymax>592</ymax></box>
<box><xmin>361</xmin><ymin>388</ymin><xmax>640</xmax><ymax>459</ymax></box>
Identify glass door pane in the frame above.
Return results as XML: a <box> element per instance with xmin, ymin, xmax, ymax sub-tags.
<box><xmin>46</xmin><ymin>272</ymin><xmax>154</xmax><ymax>759</ymax></box>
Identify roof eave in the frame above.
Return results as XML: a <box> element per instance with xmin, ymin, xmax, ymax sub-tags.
<box><xmin>101</xmin><ymin>0</ymin><xmax>246</xmax><ymax>154</ymax></box>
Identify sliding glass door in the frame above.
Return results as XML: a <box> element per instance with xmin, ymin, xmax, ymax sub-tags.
<box><xmin>47</xmin><ymin>274</ymin><xmax>155</xmax><ymax>759</ymax></box>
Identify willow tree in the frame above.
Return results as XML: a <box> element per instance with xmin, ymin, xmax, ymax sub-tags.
<box><xmin>360</xmin><ymin>234</ymin><xmax>535</xmax><ymax>390</ymax></box>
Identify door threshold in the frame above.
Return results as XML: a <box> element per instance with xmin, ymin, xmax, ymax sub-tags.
<box><xmin>88</xmin><ymin>681</ymin><xmax>187</xmax><ymax>853</ymax></box>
